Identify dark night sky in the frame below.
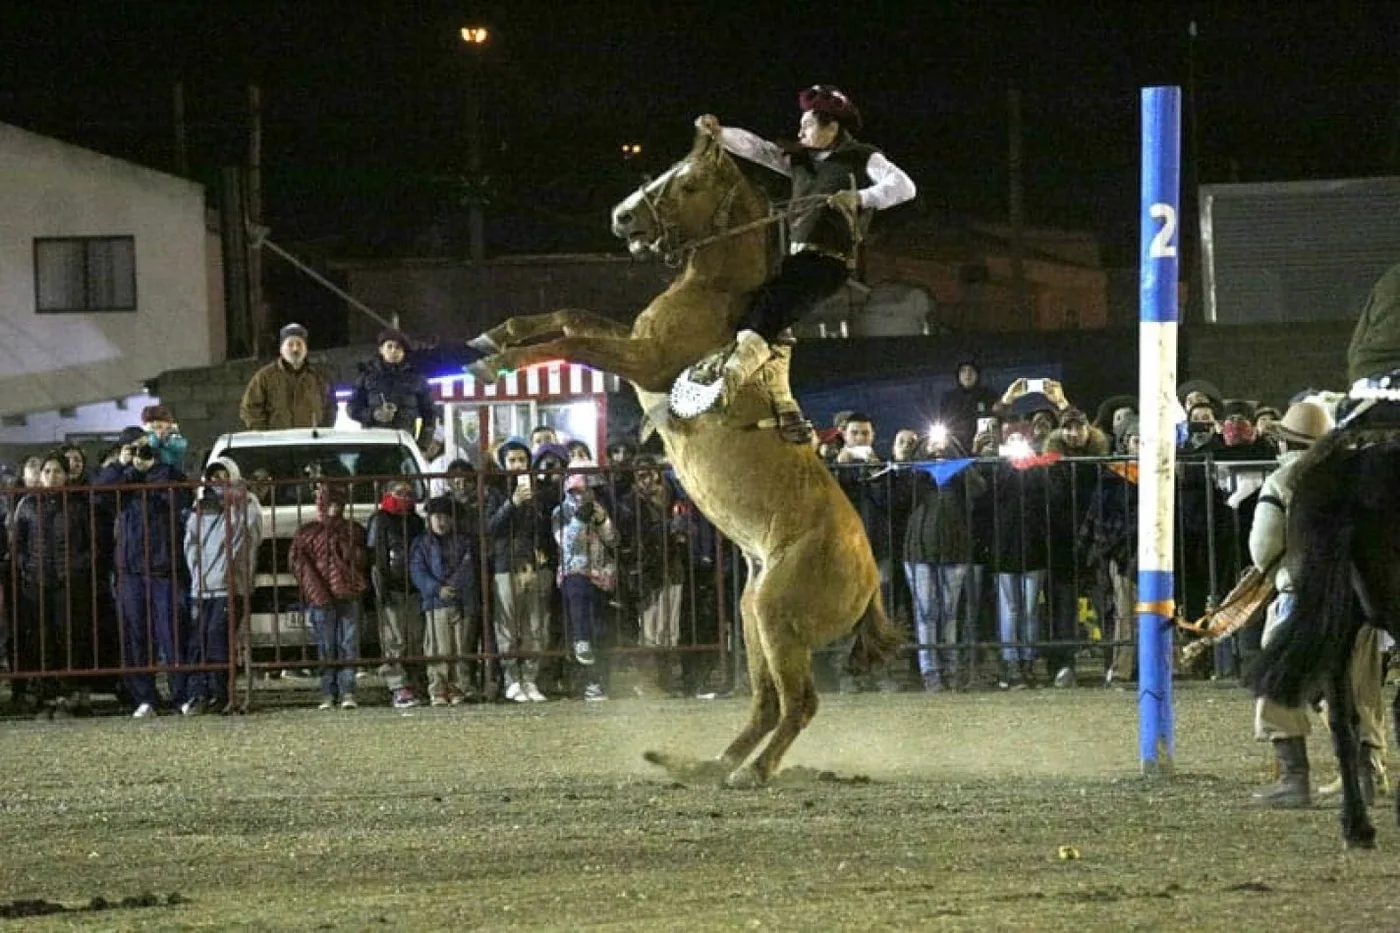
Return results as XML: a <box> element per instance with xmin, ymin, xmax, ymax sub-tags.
<box><xmin>3</xmin><ymin>1</ymin><xmax>1398</xmax><ymax>265</ymax></box>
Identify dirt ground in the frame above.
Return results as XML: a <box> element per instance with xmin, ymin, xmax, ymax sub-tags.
<box><xmin>1</xmin><ymin>682</ymin><xmax>1398</xmax><ymax>931</ymax></box>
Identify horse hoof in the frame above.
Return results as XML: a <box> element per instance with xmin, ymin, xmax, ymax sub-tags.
<box><xmin>643</xmin><ymin>751</ymin><xmax>730</xmax><ymax>785</ymax></box>
<box><xmin>467</xmin><ymin>334</ymin><xmax>501</xmax><ymax>355</ymax></box>
<box><xmin>1344</xmin><ymin>828</ymin><xmax>1378</xmax><ymax>850</ymax></box>
<box><xmin>723</xmin><ymin>765</ymin><xmax>766</xmax><ymax>790</ymax></box>
<box><xmin>467</xmin><ymin>358</ymin><xmax>502</xmax><ymax>383</ymax></box>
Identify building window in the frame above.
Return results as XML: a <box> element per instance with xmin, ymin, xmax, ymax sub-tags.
<box><xmin>34</xmin><ymin>236</ymin><xmax>137</xmax><ymax>313</ymax></box>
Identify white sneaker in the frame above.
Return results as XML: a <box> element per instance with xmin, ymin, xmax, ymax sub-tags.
<box><xmin>318</xmin><ymin>697</ymin><xmax>336</xmax><ymax>710</ymax></box>
<box><xmin>524</xmin><ymin>682</ymin><xmax>547</xmax><ymax>703</ymax></box>
<box><xmin>505</xmin><ymin>682</ymin><xmax>529</xmax><ymax>703</ymax></box>
<box><xmin>584</xmin><ymin>682</ymin><xmax>607</xmax><ymax>702</ymax></box>
<box><xmin>340</xmin><ymin>695</ymin><xmax>358</xmax><ymax>710</ymax></box>
<box><xmin>574</xmin><ymin>640</ymin><xmax>596</xmax><ymax>665</ymax></box>
<box><xmin>132</xmin><ymin>703</ymin><xmax>156</xmax><ymax>719</ymax></box>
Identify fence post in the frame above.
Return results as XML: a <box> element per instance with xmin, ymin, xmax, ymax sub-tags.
<box><xmin>1137</xmin><ymin>86</ymin><xmax>1181</xmax><ymax>774</ymax></box>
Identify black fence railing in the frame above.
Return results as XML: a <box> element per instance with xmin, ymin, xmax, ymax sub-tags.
<box><xmin>0</xmin><ymin>454</ymin><xmax>1273</xmax><ymax>713</ymax></box>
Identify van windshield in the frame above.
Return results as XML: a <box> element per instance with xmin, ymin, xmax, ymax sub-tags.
<box><xmin>212</xmin><ymin>442</ymin><xmax>424</xmax><ymax>506</ymax></box>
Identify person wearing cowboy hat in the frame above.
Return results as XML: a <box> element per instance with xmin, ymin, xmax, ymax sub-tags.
<box><xmin>693</xmin><ymin>87</ymin><xmax>916</xmax><ymax>443</ymax></box>
<box><xmin>1248</xmin><ymin>400</ymin><xmax>1387</xmax><ymax>806</ymax></box>
<box><xmin>347</xmin><ymin>328</ymin><xmax>436</xmax><ymax>447</ymax></box>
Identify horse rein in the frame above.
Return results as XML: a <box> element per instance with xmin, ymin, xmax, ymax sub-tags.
<box><xmin>625</xmin><ymin>161</ymin><xmax>831</xmax><ymax>266</ymax></box>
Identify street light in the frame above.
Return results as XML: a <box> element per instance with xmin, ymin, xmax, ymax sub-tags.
<box><xmin>459</xmin><ymin>25</ymin><xmax>489</xmax><ymax>266</ymax></box>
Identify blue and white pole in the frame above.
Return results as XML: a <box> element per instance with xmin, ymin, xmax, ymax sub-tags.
<box><xmin>1137</xmin><ymin>86</ymin><xmax>1181</xmax><ymax>774</ymax></box>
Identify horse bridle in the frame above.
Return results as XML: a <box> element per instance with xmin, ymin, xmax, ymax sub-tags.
<box><xmin>626</xmin><ymin>148</ymin><xmax>829</xmax><ymax>266</ymax></box>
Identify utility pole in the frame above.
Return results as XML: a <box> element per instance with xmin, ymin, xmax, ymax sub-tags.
<box><xmin>172</xmin><ymin>82</ymin><xmax>188</xmax><ymax>177</ymax></box>
<box><xmin>247</xmin><ymin>84</ymin><xmax>266</xmax><ymax>355</ymax></box>
<box><xmin>460</xmin><ymin>26</ymin><xmax>489</xmax><ymax>268</ymax></box>
<box><xmin>1008</xmin><ymin>87</ymin><xmax>1029</xmax><ymax>327</ymax></box>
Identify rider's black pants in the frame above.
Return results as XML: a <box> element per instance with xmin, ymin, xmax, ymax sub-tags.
<box><xmin>740</xmin><ymin>250</ymin><xmax>849</xmax><ymax>341</ymax></box>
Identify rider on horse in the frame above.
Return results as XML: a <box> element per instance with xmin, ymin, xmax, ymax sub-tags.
<box><xmin>695</xmin><ymin>85</ymin><xmax>916</xmax><ymax>443</ymax></box>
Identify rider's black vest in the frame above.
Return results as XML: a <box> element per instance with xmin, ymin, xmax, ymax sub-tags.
<box><xmin>788</xmin><ymin>135</ymin><xmax>878</xmax><ymax>259</ymax></box>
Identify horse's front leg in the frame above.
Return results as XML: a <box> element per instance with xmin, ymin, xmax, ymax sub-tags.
<box><xmin>469</xmin><ymin>309</ymin><xmax>632</xmax><ymax>354</ymax></box>
<box><xmin>1326</xmin><ymin>660</ymin><xmax>1376</xmax><ymax>849</ymax></box>
<box><xmin>470</xmin><ymin>335</ymin><xmax>676</xmax><ymax>393</ymax></box>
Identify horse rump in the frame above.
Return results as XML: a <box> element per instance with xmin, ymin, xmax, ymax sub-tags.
<box><xmin>845</xmin><ymin>586</ymin><xmax>903</xmax><ymax>674</ymax></box>
<box><xmin>1249</xmin><ymin>436</ymin><xmax>1359</xmax><ymax>707</ymax></box>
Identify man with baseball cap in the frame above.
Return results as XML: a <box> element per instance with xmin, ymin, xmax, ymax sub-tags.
<box><xmin>239</xmin><ymin>322</ymin><xmax>336</xmax><ymax>430</ymax></box>
<box><xmin>694</xmin><ymin>86</ymin><xmax>916</xmax><ymax>443</ymax></box>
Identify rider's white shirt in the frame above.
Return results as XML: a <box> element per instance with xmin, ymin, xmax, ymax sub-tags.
<box><xmin>716</xmin><ymin>126</ymin><xmax>916</xmax><ymax>213</ymax></box>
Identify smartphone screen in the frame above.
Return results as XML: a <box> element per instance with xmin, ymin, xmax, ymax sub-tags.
<box><xmin>516</xmin><ymin>475</ymin><xmax>530</xmax><ymax>490</ymax></box>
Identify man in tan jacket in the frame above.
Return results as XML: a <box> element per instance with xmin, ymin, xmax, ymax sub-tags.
<box><xmin>239</xmin><ymin>323</ymin><xmax>337</xmax><ymax>430</ymax></box>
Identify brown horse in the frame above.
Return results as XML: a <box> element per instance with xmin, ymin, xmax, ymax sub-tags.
<box><xmin>467</xmin><ymin>122</ymin><xmax>899</xmax><ymax>787</ymax></box>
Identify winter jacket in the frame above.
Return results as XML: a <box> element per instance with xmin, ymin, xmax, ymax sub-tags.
<box><xmin>347</xmin><ymin>357</ymin><xmax>435</xmax><ymax>441</ymax></box>
<box><xmin>939</xmin><ymin>382</ymin><xmax>999</xmax><ymax>451</ymax></box>
<box><xmin>988</xmin><ymin>463</ymin><xmax>1052</xmax><ymax>573</ymax></box>
<box><xmin>104</xmin><ymin>462</ymin><xmax>190</xmax><ymax>577</ymax></box>
<box><xmin>184</xmin><ymin>460</ymin><xmax>263</xmax><ymax>597</ymax></box>
<box><xmin>616</xmin><ymin>483</ymin><xmax>689</xmax><ymax>599</ymax></box>
<box><xmin>239</xmin><ymin>358</ymin><xmax>336</xmax><ymax>430</ymax></box>
<box><xmin>552</xmin><ymin>496</ymin><xmax>617</xmax><ymax>591</ymax></box>
<box><xmin>835</xmin><ymin>462</ymin><xmax>892</xmax><ymax>561</ymax></box>
<box><xmin>409</xmin><ymin>529</ymin><xmax>479</xmax><ymax>612</ymax></box>
<box><xmin>366</xmin><ymin>507</ymin><xmax>426</xmax><ymax>594</ymax></box>
<box><xmin>10</xmin><ymin>491</ymin><xmax>92</xmax><ymax>585</ymax></box>
<box><xmin>288</xmin><ymin>493</ymin><xmax>368</xmax><ymax>608</ymax></box>
<box><xmin>903</xmin><ymin>467</ymin><xmax>986</xmax><ymax>566</ymax></box>
<box><xmin>1348</xmin><ymin>261</ymin><xmax>1400</xmax><ymax>383</ymax></box>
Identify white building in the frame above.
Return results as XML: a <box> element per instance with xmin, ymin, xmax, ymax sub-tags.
<box><xmin>0</xmin><ymin>121</ymin><xmax>223</xmax><ymax>440</ymax></box>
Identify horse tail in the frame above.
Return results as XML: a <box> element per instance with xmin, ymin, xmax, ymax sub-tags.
<box><xmin>846</xmin><ymin>585</ymin><xmax>902</xmax><ymax>674</ymax></box>
<box><xmin>1249</xmin><ymin>434</ymin><xmax>1358</xmax><ymax>707</ymax></box>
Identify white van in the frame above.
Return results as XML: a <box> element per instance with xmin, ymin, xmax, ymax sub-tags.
<box><xmin>204</xmin><ymin>428</ymin><xmax>431</xmax><ymax>651</ymax></box>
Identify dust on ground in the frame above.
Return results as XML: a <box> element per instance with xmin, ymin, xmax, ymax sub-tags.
<box><xmin>0</xmin><ymin>684</ymin><xmax>1396</xmax><ymax>931</ymax></box>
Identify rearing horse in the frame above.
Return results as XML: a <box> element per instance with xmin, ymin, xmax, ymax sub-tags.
<box><xmin>467</xmin><ymin>122</ymin><xmax>899</xmax><ymax>787</ymax></box>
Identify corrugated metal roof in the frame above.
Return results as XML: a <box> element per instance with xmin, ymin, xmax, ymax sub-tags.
<box><xmin>1200</xmin><ymin>177</ymin><xmax>1400</xmax><ymax>324</ymax></box>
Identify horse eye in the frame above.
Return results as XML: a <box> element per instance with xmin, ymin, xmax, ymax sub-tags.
<box><xmin>680</xmin><ymin>181</ymin><xmax>699</xmax><ymax>194</ymax></box>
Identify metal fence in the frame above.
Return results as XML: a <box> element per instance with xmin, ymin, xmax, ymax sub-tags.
<box><xmin>0</xmin><ymin>453</ymin><xmax>1274</xmax><ymax>714</ymax></box>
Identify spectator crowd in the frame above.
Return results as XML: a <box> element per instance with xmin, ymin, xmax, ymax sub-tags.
<box><xmin>0</xmin><ymin>319</ymin><xmax>1331</xmax><ymax>720</ymax></box>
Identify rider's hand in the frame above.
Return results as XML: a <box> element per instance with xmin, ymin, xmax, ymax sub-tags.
<box><xmin>827</xmin><ymin>189</ymin><xmax>861</xmax><ymax>215</ymax></box>
<box><xmin>696</xmin><ymin>114</ymin><xmax>722</xmax><ymax>137</ymax></box>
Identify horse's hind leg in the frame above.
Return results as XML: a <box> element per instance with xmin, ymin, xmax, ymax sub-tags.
<box><xmin>1326</xmin><ymin>651</ymin><xmax>1376</xmax><ymax>849</ymax></box>
<box><xmin>470</xmin><ymin>309</ymin><xmax>631</xmax><ymax>353</ymax></box>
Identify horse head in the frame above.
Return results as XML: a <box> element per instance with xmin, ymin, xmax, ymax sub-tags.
<box><xmin>611</xmin><ymin>122</ymin><xmax>760</xmax><ymax>261</ymax></box>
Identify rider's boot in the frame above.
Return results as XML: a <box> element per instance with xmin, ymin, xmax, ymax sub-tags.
<box><xmin>1252</xmin><ymin>737</ymin><xmax>1311</xmax><ymax>808</ymax></box>
<box><xmin>761</xmin><ymin>330</ymin><xmax>814</xmax><ymax>445</ymax></box>
<box><xmin>718</xmin><ymin>330</ymin><xmax>774</xmax><ymax>403</ymax></box>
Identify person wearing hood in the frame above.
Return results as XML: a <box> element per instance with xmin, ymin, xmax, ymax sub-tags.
<box><xmin>366</xmin><ymin>479</ymin><xmax>427</xmax><ymax>709</ymax></box>
<box><xmin>289</xmin><ymin>480</ymin><xmax>369</xmax><ymax>710</ymax></box>
<box><xmin>347</xmin><ymin>329</ymin><xmax>436</xmax><ymax>446</ymax></box>
<box><xmin>1077</xmin><ymin>414</ymin><xmax>1142</xmax><ymax>687</ymax></box>
<box><xmin>484</xmin><ymin>438</ymin><xmax>555</xmax><ymax>702</ymax></box>
<box><xmin>99</xmin><ymin>430</ymin><xmax>190</xmax><ymax>718</ymax></box>
<box><xmin>182</xmin><ymin>458</ymin><xmax>263</xmax><ymax>715</ymax></box>
<box><xmin>1092</xmin><ymin>395</ymin><xmax>1138</xmax><ymax>439</ymax></box>
<box><xmin>939</xmin><ymin>360</ymin><xmax>999</xmax><ymax>452</ymax></box>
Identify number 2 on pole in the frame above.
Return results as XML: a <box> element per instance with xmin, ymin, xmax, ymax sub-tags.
<box><xmin>1148</xmin><ymin>203</ymin><xmax>1178</xmax><ymax>259</ymax></box>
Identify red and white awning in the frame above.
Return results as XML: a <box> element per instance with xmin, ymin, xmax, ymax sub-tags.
<box><xmin>430</xmin><ymin>362</ymin><xmax>621</xmax><ymax>402</ymax></box>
